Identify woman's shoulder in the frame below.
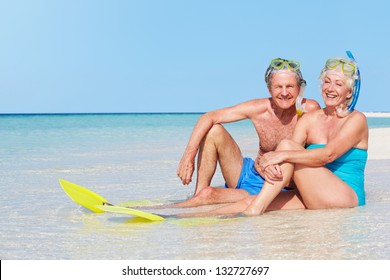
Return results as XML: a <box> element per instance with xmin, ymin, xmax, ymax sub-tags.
<box><xmin>346</xmin><ymin>110</ymin><xmax>368</xmax><ymax>125</ymax></box>
<box><xmin>350</xmin><ymin>110</ymin><xmax>367</xmax><ymax>119</ymax></box>
<box><xmin>345</xmin><ymin>110</ymin><xmax>369</xmax><ymax>130</ymax></box>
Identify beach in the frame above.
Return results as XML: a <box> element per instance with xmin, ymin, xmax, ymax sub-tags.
<box><xmin>368</xmin><ymin>127</ymin><xmax>390</xmax><ymax>159</ymax></box>
<box><xmin>0</xmin><ymin>114</ymin><xmax>390</xmax><ymax>261</ymax></box>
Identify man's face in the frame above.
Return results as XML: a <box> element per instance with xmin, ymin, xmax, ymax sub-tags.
<box><xmin>268</xmin><ymin>70</ymin><xmax>300</xmax><ymax>110</ymax></box>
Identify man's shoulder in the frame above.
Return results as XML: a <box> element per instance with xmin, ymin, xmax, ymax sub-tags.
<box><xmin>244</xmin><ymin>98</ymin><xmax>271</xmax><ymax>113</ymax></box>
<box><xmin>237</xmin><ymin>98</ymin><xmax>270</xmax><ymax>109</ymax></box>
<box><xmin>245</xmin><ymin>97</ymin><xmax>270</xmax><ymax>104</ymax></box>
<box><xmin>304</xmin><ymin>98</ymin><xmax>321</xmax><ymax>112</ymax></box>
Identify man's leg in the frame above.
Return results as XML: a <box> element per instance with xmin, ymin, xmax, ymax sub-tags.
<box><xmin>196</xmin><ymin>124</ymin><xmax>243</xmax><ymax>193</ymax></box>
<box><xmin>175</xmin><ymin>124</ymin><xmax>248</xmax><ymax>207</ymax></box>
<box><xmin>179</xmin><ymin>140</ymin><xmax>306</xmax><ymax>215</ymax></box>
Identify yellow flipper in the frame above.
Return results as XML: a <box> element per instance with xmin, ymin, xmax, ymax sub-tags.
<box><xmin>59</xmin><ymin>179</ymin><xmax>165</xmax><ymax>221</ymax></box>
<box><xmin>59</xmin><ymin>179</ymin><xmax>109</xmax><ymax>213</ymax></box>
<box><xmin>97</xmin><ymin>205</ymin><xmax>165</xmax><ymax>221</ymax></box>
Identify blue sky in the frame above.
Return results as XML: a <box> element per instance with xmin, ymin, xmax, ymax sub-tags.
<box><xmin>1</xmin><ymin>0</ymin><xmax>389</xmax><ymax>113</ymax></box>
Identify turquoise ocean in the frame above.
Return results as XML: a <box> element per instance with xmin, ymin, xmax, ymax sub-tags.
<box><xmin>1</xmin><ymin>113</ymin><xmax>390</xmax><ymax>259</ymax></box>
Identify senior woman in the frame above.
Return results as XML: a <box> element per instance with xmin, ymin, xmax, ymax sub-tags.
<box><xmin>200</xmin><ymin>55</ymin><xmax>368</xmax><ymax>216</ymax></box>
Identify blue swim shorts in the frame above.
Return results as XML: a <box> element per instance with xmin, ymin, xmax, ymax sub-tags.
<box><xmin>225</xmin><ymin>157</ymin><xmax>265</xmax><ymax>195</ymax></box>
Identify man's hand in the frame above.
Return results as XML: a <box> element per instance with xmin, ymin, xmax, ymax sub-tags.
<box><xmin>177</xmin><ymin>155</ymin><xmax>195</xmax><ymax>185</ymax></box>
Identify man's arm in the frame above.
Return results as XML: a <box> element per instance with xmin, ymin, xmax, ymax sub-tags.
<box><xmin>177</xmin><ymin>100</ymin><xmax>261</xmax><ymax>185</ymax></box>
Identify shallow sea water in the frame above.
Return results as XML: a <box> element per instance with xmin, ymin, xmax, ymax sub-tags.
<box><xmin>1</xmin><ymin>114</ymin><xmax>389</xmax><ymax>260</ymax></box>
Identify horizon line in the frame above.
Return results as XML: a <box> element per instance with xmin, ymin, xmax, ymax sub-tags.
<box><xmin>1</xmin><ymin>111</ymin><xmax>390</xmax><ymax>116</ymax></box>
<box><xmin>0</xmin><ymin>112</ymin><xmax>207</xmax><ymax>116</ymax></box>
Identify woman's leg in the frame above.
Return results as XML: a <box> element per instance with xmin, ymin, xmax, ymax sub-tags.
<box><xmin>258</xmin><ymin>139</ymin><xmax>358</xmax><ymax>209</ymax></box>
<box><xmin>264</xmin><ymin>139</ymin><xmax>358</xmax><ymax>209</ymax></box>
<box><xmin>292</xmin><ymin>164</ymin><xmax>358</xmax><ymax>209</ymax></box>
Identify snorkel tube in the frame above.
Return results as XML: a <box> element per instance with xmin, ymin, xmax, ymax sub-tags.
<box><xmin>346</xmin><ymin>50</ymin><xmax>361</xmax><ymax>112</ymax></box>
<box><xmin>295</xmin><ymin>80</ymin><xmax>306</xmax><ymax>116</ymax></box>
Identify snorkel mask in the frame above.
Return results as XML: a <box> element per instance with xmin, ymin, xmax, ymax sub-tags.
<box><xmin>264</xmin><ymin>58</ymin><xmax>307</xmax><ymax>116</ymax></box>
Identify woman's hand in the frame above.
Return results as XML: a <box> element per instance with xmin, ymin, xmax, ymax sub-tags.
<box><xmin>255</xmin><ymin>153</ymin><xmax>283</xmax><ymax>184</ymax></box>
<box><xmin>259</xmin><ymin>151</ymin><xmax>285</xmax><ymax>169</ymax></box>
<box><xmin>263</xmin><ymin>164</ymin><xmax>283</xmax><ymax>183</ymax></box>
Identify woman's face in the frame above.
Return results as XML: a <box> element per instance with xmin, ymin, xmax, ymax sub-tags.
<box><xmin>321</xmin><ymin>70</ymin><xmax>352</xmax><ymax>108</ymax></box>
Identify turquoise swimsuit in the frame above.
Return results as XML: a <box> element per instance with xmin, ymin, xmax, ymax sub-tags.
<box><xmin>306</xmin><ymin>144</ymin><xmax>367</xmax><ymax>206</ymax></box>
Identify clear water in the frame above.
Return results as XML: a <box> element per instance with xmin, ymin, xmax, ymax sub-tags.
<box><xmin>1</xmin><ymin>113</ymin><xmax>390</xmax><ymax>259</ymax></box>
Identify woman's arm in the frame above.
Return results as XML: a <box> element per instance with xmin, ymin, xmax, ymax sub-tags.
<box><xmin>260</xmin><ymin>111</ymin><xmax>368</xmax><ymax>168</ymax></box>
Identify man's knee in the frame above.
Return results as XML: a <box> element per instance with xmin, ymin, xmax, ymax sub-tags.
<box><xmin>196</xmin><ymin>186</ymin><xmax>216</xmax><ymax>199</ymax></box>
<box><xmin>206</xmin><ymin>124</ymin><xmax>227</xmax><ymax>140</ymax></box>
<box><xmin>199</xmin><ymin>124</ymin><xmax>228</xmax><ymax>152</ymax></box>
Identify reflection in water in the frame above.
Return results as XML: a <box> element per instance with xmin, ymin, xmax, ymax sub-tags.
<box><xmin>57</xmin><ymin>203</ymin><xmax>387</xmax><ymax>260</ymax></box>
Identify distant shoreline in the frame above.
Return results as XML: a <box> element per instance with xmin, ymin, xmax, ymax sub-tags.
<box><xmin>1</xmin><ymin>112</ymin><xmax>390</xmax><ymax>117</ymax></box>
<box><xmin>363</xmin><ymin>112</ymin><xmax>390</xmax><ymax>117</ymax></box>
<box><xmin>0</xmin><ymin>112</ymin><xmax>206</xmax><ymax>117</ymax></box>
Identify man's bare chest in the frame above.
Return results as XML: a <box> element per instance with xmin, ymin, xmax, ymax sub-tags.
<box><xmin>254</xmin><ymin>120</ymin><xmax>296</xmax><ymax>153</ymax></box>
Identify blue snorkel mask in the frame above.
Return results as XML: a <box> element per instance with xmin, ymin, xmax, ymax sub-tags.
<box><xmin>345</xmin><ymin>50</ymin><xmax>361</xmax><ymax>112</ymax></box>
